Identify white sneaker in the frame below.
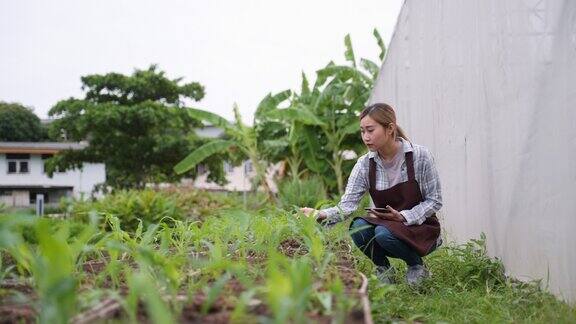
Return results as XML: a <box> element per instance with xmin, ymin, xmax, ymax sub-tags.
<box><xmin>375</xmin><ymin>265</ymin><xmax>396</xmax><ymax>284</ymax></box>
<box><xmin>406</xmin><ymin>264</ymin><xmax>430</xmax><ymax>285</ymax></box>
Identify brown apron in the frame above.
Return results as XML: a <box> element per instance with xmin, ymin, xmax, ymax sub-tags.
<box><xmin>352</xmin><ymin>151</ymin><xmax>441</xmax><ymax>256</ymax></box>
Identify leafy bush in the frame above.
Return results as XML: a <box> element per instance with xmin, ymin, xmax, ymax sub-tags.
<box><xmin>63</xmin><ymin>188</ymin><xmax>244</xmax><ymax>232</ymax></box>
<box><xmin>161</xmin><ymin>187</ymin><xmax>241</xmax><ymax>219</ymax></box>
<box><xmin>66</xmin><ymin>189</ymin><xmax>183</xmax><ymax>232</ymax></box>
<box><xmin>277</xmin><ymin>176</ymin><xmax>328</xmax><ymax>209</ymax></box>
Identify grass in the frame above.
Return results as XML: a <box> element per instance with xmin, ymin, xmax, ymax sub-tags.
<box><xmin>356</xmin><ymin>236</ymin><xmax>576</xmax><ymax>323</ymax></box>
<box><xmin>0</xmin><ymin>188</ymin><xmax>575</xmax><ymax>323</ymax></box>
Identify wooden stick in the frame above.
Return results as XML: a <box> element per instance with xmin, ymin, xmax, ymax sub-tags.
<box><xmin>357</xmin><ymin>272</ymin><xmax>373</xmax><ymax>324</ymax></box>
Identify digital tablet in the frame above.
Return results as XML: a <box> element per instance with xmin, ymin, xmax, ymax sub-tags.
<box><xmin>364</xmin><ymin>207</ymin><xmax>391</xmax><ymax>212</ymax></box>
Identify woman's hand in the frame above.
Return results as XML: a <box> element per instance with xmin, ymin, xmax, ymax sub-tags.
<box><xmin>299</xmin><ymin>207</ymin><xmax>327</xmax><ymax>222</ymax></box>
<box><xmin>369</xmin><ymin>205</ymin><xmax>406</xmax><ymax>222</ymax></box>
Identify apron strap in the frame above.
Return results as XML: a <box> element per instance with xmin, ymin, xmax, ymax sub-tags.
<box><xmin>406</xmin><ymin>151</ymin><xmax>416</xmax><ymax>181</ymax></box>
<box><xmin>369</xmin><ymin>157</ymin><xmax>376</xmax><ymax>189</ymax></box>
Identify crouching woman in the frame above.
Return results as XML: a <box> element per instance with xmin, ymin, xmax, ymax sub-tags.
<box><xmin>300</xmin><ymin>103</ymin><xmax>443</xmax><ymax>285</ymax></box>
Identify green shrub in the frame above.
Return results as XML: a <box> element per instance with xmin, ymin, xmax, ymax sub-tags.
<box><xmin>67</xmin><ymin>189</ymin><xmax>183</xmax><ymax>232</ymax></box>
<box><xmin>278</xmin><ymin>176</ymin><xmax>327</xmax><ymax>209</ymax></box>
<box><xmin>162</xmin><ymin>187</ymin><xmax>242</xmax><ymax>219</ymax></box>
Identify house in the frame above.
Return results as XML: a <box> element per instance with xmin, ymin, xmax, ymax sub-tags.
<box><xmin>187</xmin><ymin>125</ymin><xmax>280</xmax><ymax>192</ymax></box>
<box><xmin>0</xmin><ymin>142</ymin><xmax>106</xmax><ymax>207</ymax></box>
<box><xmin>187</xmin><ymin>158</ymin><xmax>281</xmax><ymax>193</ymax></box>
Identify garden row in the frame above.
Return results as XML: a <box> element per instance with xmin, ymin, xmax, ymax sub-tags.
<box><xmin>0</xmin><ymin>189</ymin><xmax>368</xmax><ymax>323</ymax></box>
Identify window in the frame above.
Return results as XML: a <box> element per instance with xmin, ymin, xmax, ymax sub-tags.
<box><xmin>197</xmin><ymin>164</ymin><xmax>207</xmax><ymax>175</ymax></box>
<box><xmin>244</xmin><ymin>160</ymin><xmax>253</xmax><ymax>173</ymax></box>
<box><xmin>20</xmin><ymin>161</ymin><xmax>29</xmax><ymax>173</ymax></box>
<box><xmin>6</xmin><ymin>154</ymin><xmax>31</xmax><ymax>174</ymax></box>
<box><xmin>8</xmin><ymin>161</ymin><xmax>17</xmax><ymax>173</ymax></box>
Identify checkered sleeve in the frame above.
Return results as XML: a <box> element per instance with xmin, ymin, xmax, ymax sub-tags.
<box><xmin>320</xmin><ymin>155</ymin><xmax>369</xmax><ymax>224</ymax></box>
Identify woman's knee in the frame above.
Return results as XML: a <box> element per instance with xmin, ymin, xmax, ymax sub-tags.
<box><xmin>374</xmin><ymin>225</ymin><xmax>398</xmax><ymax>247</ymax></box>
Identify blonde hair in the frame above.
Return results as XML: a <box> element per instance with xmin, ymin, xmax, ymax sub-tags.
<box><xmin>359</xmin><ymin>103</ymin><xmax>409</xmax><ymax>141</ymax></box>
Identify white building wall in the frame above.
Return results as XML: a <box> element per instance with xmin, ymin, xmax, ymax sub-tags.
<box><xmin>190</xmin><ymin>161</ymin><xmax>280</xmax><ymax>192</ymax></box>
<box><xmin>0</xmin><ymin>154</ymin><xmax>106</xmax><ymax>198</ymax></box>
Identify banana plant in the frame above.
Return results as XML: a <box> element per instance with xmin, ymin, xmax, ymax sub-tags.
<box><xmin>259</xmin><ymin>78</ymin><xmax>325</xmax><ymax>181</ymax></box>
<box><xmin>174</xmin><ymin>91</ymin><xmax>291</xmax><ymax>201</ymax></box>
<box><xmin>259</xmin><ymin>30</ymin><xmax>386</xmax><ymax>195</ymax></box>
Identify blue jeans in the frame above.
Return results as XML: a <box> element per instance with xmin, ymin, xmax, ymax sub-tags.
<box><xmin>350</xmin><ymin>218</ymin><xmax>431</xmax><ymax>267</ymax></box>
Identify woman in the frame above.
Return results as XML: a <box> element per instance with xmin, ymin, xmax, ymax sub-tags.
<box><xmin>300</xmin><ymin>103</ymin><xmax>442</xmax><ymax>285</ymax></box>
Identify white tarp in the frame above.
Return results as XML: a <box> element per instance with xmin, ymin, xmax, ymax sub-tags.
<box><xmin>371</xmin><ymin>0</ymin><xmax>576</xmax><ymax>303</ymax></box>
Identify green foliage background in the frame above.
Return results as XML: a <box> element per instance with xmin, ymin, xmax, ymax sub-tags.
<box><xmin>46</xmin><ymin>65</ymin><xmax>229</xmax><ymax>189</ymax></box>
<box><xmin>0</xmin><ymin>101</ymin><xmax>49</xmax><ymax>141</ymax></box>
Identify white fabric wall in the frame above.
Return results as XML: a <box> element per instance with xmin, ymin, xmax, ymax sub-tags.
<box><xmin>371</xmin><ymin>0</ymin><xmax>576</xmax><ymax>303</ymax></box>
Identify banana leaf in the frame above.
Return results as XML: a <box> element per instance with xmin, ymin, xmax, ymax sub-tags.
<box><xmin>174</xmin><ymin>140</ymin><xmax>235</xmax><ymax>174</ymax></box>
<box><xmin>255</xmin><ymin>90</ymin><xmax>292</xmax><ymax>120</ymax></box>
<box><xmin>373</xmin><ymin>28</ymin><xmax>386</xmax><ymax>61</ymax></box>
<box><xmin>344</xmin><ymin>34</ymin><xmax>356</xmax><ymax>67</ymax></box>
<box><xmin>360</xmin><ymin>58</ymin><xmax>380</xmax><ymax>79</ymax></box>
<box><xmin>300</xmin><ymin>72</ymin><xmax>310</xmax><ymax>97</ymax></box>
<box><xmin>186</xmin><ymin>107</ymin><xmax>231</xmax><ymax>129</ymax></box>
<box><xmin>265</xmin><ymin>107</ymin><xmax>326</xmax><ymax>126</ymax></box>
<box><xmin>316</xmin><ymin>65</ymin><xmax>372</xmax><ymax>85</ymax></box>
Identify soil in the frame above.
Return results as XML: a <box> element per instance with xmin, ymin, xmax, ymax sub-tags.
<box><xmin>0</xmin><ymin>303</ymin><xmax>36</xmax><ymax>324</ymax></box>
<box><xmin>82</xmin><ymin>259</ymin><xmax>107</xmax><ymax>274</ymax></box>
<box><xmin>0</xmin><ymin>279</ymin><xmax>37</xmax><ymax>324</ymax></box>
<box><xmin>278</xmin><ymin>238</ymin><xmax>309</xmax><ymax>257</ymax></box>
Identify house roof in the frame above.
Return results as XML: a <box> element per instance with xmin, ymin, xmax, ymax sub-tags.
<box><xmin>0</xmin><ymin>142</ymin><xmax>88</xmax><ymax>154</ymax></box>
<box><xmin>0</xmin><ymin>185</ymin><xmax>74</xmax><ymax>190</ymax></box>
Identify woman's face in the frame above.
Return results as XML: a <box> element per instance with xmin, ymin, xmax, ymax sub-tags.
<box><xmin>360</xmin><ymin>115</ymin><xmax>394</xmax><ymax>152</ymax></box>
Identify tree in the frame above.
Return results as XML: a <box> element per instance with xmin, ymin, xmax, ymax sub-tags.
<box><xmin>174</xmin><ymin>91</ymin><xmax>291</xmax><ymax>201</ymax></box>
<box><xmin>47</xmin><ymin>65</ymin><xmax>225</xmax><ymax>189</ymax></box>
<box><xmin>0</xmin><ymin>101</ymin><xmax>44</xmax><ymax>141</ymax></box>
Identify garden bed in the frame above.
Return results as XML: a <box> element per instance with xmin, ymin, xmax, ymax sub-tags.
<box><xmin>0</xmin><ymin>225</ymin><xmax>372</xmax><ymax>323</ymax></box>
<box><xmin>2</xmin><ymin>189</ymin><xmax>574</xmax><ymax>323</ymax></box>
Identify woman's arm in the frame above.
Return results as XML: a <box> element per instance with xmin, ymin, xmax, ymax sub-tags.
<box><xmin>301</xmin><ymin>156</ymin><xmax>369</xmax><ymax>223</ymax></box>
<box><xmin>318</xmin><ymin>156</ymin><xmax>369</xmax><ymax>224</ymax></box>
<box><xmin>399</xmin><ymin>147</ymin><xmax>443</xmax><ymax>226</ymax></box>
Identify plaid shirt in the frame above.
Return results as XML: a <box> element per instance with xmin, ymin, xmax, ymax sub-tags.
<box><xmin>321</xmin><ymin>138</ymin><xmax>443</xmax><ymax>226</ymax></box>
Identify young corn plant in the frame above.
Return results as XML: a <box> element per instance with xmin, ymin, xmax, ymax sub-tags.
<box><xmin>0</xmin><ymin>216</ymin><xmax>99</xmax><ymax>324</ymax></box>
<box><xmin>200</xmin><ymin>272</ymin><xmax>230</xmax><ymax>315</ymax></box>
<box><xmin>265</xmin><ymin>251</ymin><xmax>314</xmax><ymax>324</ymax></box>
<box><xmin>125</xmin><ymin>271</ymin><xmax>176</xmax><ymax>324</ymax></box>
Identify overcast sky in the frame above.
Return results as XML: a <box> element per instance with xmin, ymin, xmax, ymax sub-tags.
<box><xmin>0</xmin><ymin>0</ymin><xmax>402</xmax><ymax>124</ymax></box>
